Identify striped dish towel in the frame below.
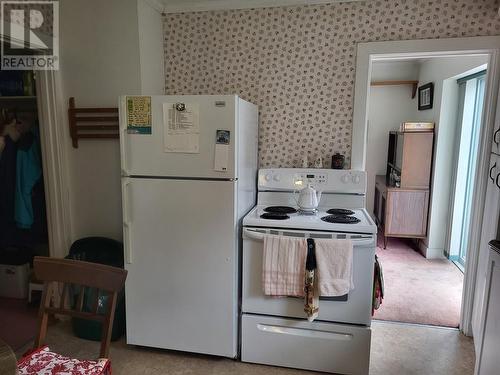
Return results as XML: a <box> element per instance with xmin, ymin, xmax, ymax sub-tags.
<box><xmin>262</xmin><ymin>235</ymin><xmax>308</xmax><ymax>297</ymax></box>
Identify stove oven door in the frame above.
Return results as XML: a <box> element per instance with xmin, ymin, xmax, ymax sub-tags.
<box><xmin>241</xmin><ymin>227</ymin><xmax>376</xmax><ymax>326</ymax></box>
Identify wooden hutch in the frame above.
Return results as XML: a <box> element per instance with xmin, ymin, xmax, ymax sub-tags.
<box><xmin>373</xmin><ymin>129</ymin><xmax>434</xmax><ymax>248</ymax></box>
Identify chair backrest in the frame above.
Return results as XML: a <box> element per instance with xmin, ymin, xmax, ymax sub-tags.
<box><xmin>33</xmin><ymin>256</ymin><xmax>128</xmax><ymax>358</ymax></box>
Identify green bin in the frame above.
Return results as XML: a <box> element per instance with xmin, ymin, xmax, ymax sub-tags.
<box><xmin>66</xmin><ymin>237</ymin><xmax>125</xmax><ymax>342</ymax></box>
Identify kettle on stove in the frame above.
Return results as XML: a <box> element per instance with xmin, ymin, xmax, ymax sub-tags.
<box><xmin>295</xmin><ymin>183</ymin><xmax>322</xmax><ymax>212</ymax></box>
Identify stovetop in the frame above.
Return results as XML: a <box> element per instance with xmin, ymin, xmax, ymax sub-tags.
<box><xmin>243</xmin><ymin>205</ymin><xmax>377</xmax><ymax>234</ymax></box>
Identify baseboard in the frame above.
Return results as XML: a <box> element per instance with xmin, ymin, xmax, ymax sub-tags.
<box><xmin>417</xmin><ymin>241</ymin><xmax>446</xmax><ymax>259</ymax></box>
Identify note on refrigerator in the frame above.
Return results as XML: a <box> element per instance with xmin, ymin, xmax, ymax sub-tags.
<box><xmin>127</xmin><ymin>96</ymin><xmax>152</xmax><ymax>134</ymax></box>
<box><xmin>163</xmin><ymin>103</ymin><xmax>200</xmax><ymax>153</ymax></box>
<box><xmin>214</xmin><ymin>130</ymin><xmax>230</xmax><ymax>172</ymax></box>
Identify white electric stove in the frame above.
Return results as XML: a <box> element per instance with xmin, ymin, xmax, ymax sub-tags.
<box><xmin>240</xmin><ymin>168</ymin><xmax>376</xmax><ymax>375</ymax></box>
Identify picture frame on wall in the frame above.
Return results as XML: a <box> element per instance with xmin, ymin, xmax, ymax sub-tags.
<box><xmin>418</xmin><ymin>82</ymin><xmax>434</xmax><ymax>110</ymax></box>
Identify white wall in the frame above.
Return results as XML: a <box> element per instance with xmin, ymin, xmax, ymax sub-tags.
<box><xmin>59</xmin><ymin>0</ymin><xmax>164</xmax><ymax>243</ymax></box>
<box><xmin>366</xmin><ymin>62</ymin><xmax>418</xmax><ymax>215</ymax></box>
<box><xmin>417</xmin><ymin>55</ymin><xmax>488</xmax><ymax>258</ymax></box>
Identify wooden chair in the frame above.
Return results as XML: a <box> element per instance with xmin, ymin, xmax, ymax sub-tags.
<box><xmin>17</xmin><ymin>256</ymin><xmax>128</xmax><ymax>375</ymax></box>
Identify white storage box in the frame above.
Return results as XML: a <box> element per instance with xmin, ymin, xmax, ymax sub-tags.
<box><xmin>0</xmin><ymin>263</ymin><xmax>30</xmax><ymax>299</ymax></box>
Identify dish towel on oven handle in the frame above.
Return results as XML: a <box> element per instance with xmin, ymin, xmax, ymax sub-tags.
<box><xmin>262</xmin><ymin>235</ymin><xmax>307</xmax><ymax>297</ymax></box>
<box><xmin>314</xmin><ymin>238</ymin><xmax>354</xmax><ymax>296</ymax></box>
<box><xmin>372</xmin><ymin>254</ymin><xmax>384</xmax><ymax>315</ymax></box>
<box><xmin>304</xmin><ymin>238</ymin><xmax>319</xmax><ymax>322</ymax></box>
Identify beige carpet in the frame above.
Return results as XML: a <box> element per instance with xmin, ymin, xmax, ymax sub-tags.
<box><xmin>374</xmin><ymin>236</ymin><xmax>463</xmax><ymax>327</ymax></box>
<box><xmin>16</xmin><ymin>321</ymin><xmax>474</xmax><ymax>375</ymax></box>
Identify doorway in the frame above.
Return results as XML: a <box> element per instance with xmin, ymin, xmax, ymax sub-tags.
<box><xmin>0</xmin><ymin>70</ymin><xmax>48</xmax><ymax>351</ymax></box>
<box><xmin>352</xmin><ymin>36</ymin><xmax>500</xmax><ymax>336</ymax></box>
<box><xmin>366</xmin><ymin>55</ymin><xmax>489</xmax><ymax>328</ymax></box>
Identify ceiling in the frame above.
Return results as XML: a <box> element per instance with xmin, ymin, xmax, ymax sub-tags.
<box><xmin>160</xmin><ymin>0</ymin><xmax>363</xmax><ymax>13</ymax></box>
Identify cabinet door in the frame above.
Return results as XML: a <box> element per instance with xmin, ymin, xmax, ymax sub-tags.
<box><xmin>385</xmin><ymin>190</ymin><xmax>429</xmax><ymax>237</ymax></box>
<box><xmin>476</xmin><ymin>248</ymin><xmax>500</xmax><ymax>375</ymax></box>
<box><xmin>400</xmin><ymin>133</ymin><xmax>434</xmax><ymax>189</ymax></box>
<box><xmin>472</xmin><ymin>154</ymin><xmax>500</xmax><ymax>352</ymax></box>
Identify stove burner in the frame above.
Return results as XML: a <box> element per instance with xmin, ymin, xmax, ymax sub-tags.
<box><xmin>260</xmin><ymin>212</ymin><xmax>290</xmax><ymax>220</ymax></box>
<box><xmin>264</xmin><ymin>206</ymin><xmax>297</xmax><ymax>214</ymax></box>
<box><xmin>321</xmin><ymin>215</ymin><xmax>361</xmax><ymax>224</ymax></box>
<box><xmin>327</xmin><ymin>208</ymin><xmax>355</xmax><ymax>216</ymax></box>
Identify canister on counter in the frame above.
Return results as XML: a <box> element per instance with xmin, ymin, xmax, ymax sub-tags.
<box><xmin>331</xmin><ymin>153</ymin><xmax>344</xmax><ymax>169</ymax></box>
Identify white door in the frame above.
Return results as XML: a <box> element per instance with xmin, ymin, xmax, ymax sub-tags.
<box><xmin>122</xmin><ymin>177</ymin><xmax>238</xmax><ymax>357</ymax></box>
<box><xmin>475</xmin><ymin>245</ymin><xmax>500</xmax><ymax>375</ymax></box>
<box><xmin>120</xmin><ymin>95</ymin><xmax>238</xmax><ymax>179</ymax></box>
<box><xmin>472</xmin><ymin>153</ymin><xmax>500</xmax><ymax>352</ymax></box>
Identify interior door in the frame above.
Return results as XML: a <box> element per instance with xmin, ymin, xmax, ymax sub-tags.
<box><xmin>120</xmin><ymin>95</ymin><xmax>237</xmax><ymax>178</ymax></box>
<box><xmin>122</xmin><ymin>177</ymin><xmax>238</xmax><ymax>357</ymax></box>
<box><xmin>472</xmin><ymin>153</ymin><xmax>500</xmax><ymax>352</ymax></box>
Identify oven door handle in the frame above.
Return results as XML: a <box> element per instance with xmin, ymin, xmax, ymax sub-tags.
<box><xmin>243</xmin><ymin>228</ymin><xmax>374</xmax><ymax>246</ymax></box>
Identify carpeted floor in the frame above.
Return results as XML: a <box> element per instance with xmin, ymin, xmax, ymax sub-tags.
<box><xmin>15</xmin><ymin>321</ymin><xmax>475</xmax><ymax>375</ymax></box>
<box><xmin>373</xmin><ymin>235</ymin><xmax>463</xmax><ymax>327</ymax></box>
<box><xmin>0</xmin><ymin>298</ymin><xmax>39</xmax><ymax>350</ymax></box>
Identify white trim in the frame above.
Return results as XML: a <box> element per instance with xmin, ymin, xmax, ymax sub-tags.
<box><xmin>417</xmin><ymin>241</ymin><xmax>446</xmax><ymax>260</ymax></box>
<box><xmin>462</xmin><ymin>49</ymin><xmax>500</xmax><ymax>337</ymax></box>
<box><xmin>162</xmin><ymin>0</ymin><xmax>362</xmax><ymax>13</ymax></box>
<box><xmin>351</xmin><ymin>36</ymin><xmax>500</xmax><ymax>337</ymax></box>
<box><xmin>35</xmin><ymin>71</ymin><xmax>72</xmax><ymax>259</ymax></box>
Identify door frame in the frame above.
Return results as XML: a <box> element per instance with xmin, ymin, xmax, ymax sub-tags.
<box><xmin>35</xmin><ymin>70</ymin><xmax>72</xmax><ymax>258</ymax></box>
<box><xmin>351</xmin><ymin>35</ymin><xmax>500</xmax><ymax>336</ymax></box>
<box><xmin>448</xmin><ymin>73</ymin><xmax>487</xmax><ymax>267</ymax></box>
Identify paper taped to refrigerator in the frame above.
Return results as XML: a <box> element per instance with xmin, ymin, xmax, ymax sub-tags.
<box><xmin>127</xmin><ymin>96</ymin><xmax>152</xmax><ymax>134</ymax></box>
<box><xmin>163</xmin><ymin>103</ymin><xmax>200</xmax><ymax>153</ymax></box>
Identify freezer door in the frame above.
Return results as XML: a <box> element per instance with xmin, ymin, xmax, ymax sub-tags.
<box><xmin>122</xmin><ymin>177</ymin><xmax>238</xmax><ymax>357</ymax></box>
<box><xmin>120</xmin><ymin>95</ymin><xmax>238</xmax><ymax>178</ymax></box>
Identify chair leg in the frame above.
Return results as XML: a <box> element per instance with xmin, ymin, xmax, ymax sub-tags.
<box><xmin>384</xmin><ymin>236</ymin><xmax>388</xmax><ymax>249</ymax></box>
<box><xmin>100</xmin><ymin>292</ymin><xmax>118</xmax><ymax>358</ymax></box>
<box><xmin>34</xmin><ymin>282</ymin><xmax>52</xmax><ymax>349</ymax></box>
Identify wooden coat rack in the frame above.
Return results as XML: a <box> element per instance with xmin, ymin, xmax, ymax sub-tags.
<box><xmin>68</xmin><ymin>97</ymin><xmax>119</xmax><ymax>148</ymax></box>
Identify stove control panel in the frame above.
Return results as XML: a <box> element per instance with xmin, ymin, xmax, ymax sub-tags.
<box><xmin>258</xmin><ymin>168</ymin><xmax>366</xmax><ymax>194</ymax></box>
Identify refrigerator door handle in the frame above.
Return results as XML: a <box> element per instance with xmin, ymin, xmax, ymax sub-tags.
<box><xmin>122</xmin><ymin>180</ymin><xmax>132</xmax><ymax>263</ymax></box>
<box><xmin>123</xmin><ymin>222</ymin><xmax>132</xmax><ymax>264</ymax></box>
<box><xmin>120</xmin><ymin>127</ymin><xmax>129</xmax><ymax>176</ymax></box>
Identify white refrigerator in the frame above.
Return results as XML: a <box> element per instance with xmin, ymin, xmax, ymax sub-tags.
<box><xmin>119</xmin><ymin>95</ymin><xmax>258</xmax><ymax>358</ymax></box>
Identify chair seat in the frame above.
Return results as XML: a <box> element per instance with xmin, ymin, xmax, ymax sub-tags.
<box><xmin>17</xmin><ymin>346</ymin><xmax>110</xmax><ymax>375</ymax></box>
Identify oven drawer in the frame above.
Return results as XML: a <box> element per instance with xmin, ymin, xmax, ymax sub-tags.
<box><xmin>242</xmin><ymin>227</ymin><xmax>375</xmax><ymax>325</ymax></box>
<box><xmin>241</xmin><ymin>314</ymin><xmax>371</xmax><ymax>374</ymax></box>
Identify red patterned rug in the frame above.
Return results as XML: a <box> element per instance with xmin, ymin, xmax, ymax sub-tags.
<box><xmin>373</xmin><ymin>236</ymin><xmax>463</xmax><ymax>328</ymax></box>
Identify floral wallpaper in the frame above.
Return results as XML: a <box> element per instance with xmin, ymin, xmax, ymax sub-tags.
<box><xmin>163</xmin><ymin>0</ymin><xmax>500</xmax><ymax>168</ymax></box>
